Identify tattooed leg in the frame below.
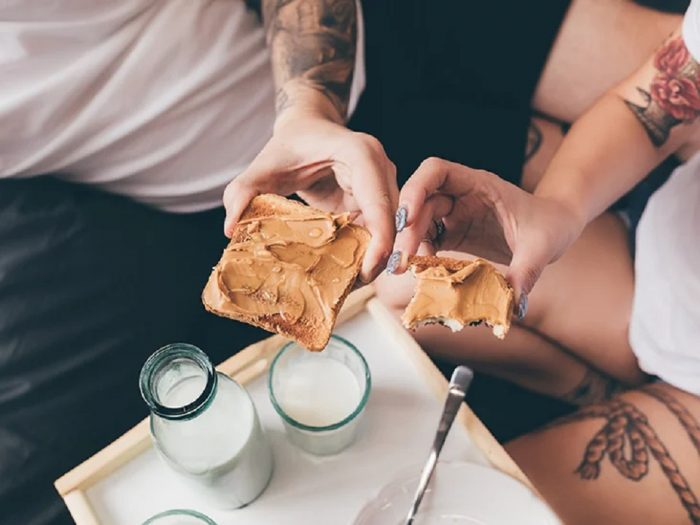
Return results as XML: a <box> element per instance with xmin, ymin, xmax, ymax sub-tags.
<box><xmin>521</xmin><ymin>116</ymin><xmax>565</xmax><ymax>192</ymax></box>
<box><xmin>559</xmin><ymin>367</ymin><xmax>625</xmax><ymax>406</ymax></box>
<box><xmin>508</xmin><ymin>386</ymin><xmax>700</xmax><ymax>525</ymax></box>
<box><xmin>525</xmin><ymin>121</ymin><xmax>543</xmax><ymax>163</ymax></box>
<box><xmin>642</xmin><ymin>384</ymin><xmax>700</xmax><ymax>455</ymax></box>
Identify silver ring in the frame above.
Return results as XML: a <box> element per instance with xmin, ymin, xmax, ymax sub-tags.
<box><xmin>434</xmin><ymin>218</ymin><xmax>446</xmax><ymax>241</ymax></box>
<box><xmin>423</xmin><ymin>218</ymin><xmax>446</xmax><ymax>245</ymax></box>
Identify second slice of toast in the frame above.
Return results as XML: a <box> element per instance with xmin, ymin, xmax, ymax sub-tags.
<box><xmin>402</xmin><ymin>255</ymin><xmax>514</xmax><ymax>339</ymax></box>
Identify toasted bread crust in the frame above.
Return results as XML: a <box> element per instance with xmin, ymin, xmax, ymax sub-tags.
<box><xmin>202</xmin><ymin>194</ymin><xmax>369</xmax><ymax>351</ymax></box>
<box><xmin>407</xmin><ymin>254</ymin><xmax>477</xmax><ymax>274</ymax></box>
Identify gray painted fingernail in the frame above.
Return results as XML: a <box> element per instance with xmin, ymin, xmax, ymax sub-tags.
<box><xmin>386</xmin><ymin>250</ymin><xmax>402</xmax><ymax>274</ymax></box>
<box><xmin>516</xmin><ymin>293</ymin><xmax>528</xmax><ymax>321</ymax></box>
<box><xmin>395</xmin><ymin>206</ymin><xmax>407</xmax><ymax>232</ymax></box>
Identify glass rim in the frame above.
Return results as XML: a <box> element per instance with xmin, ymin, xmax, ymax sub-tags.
<box><xmin>139</xmin><ymin>343</ymin><xmax>217</xmax><ymax>421</ymax></box>
<box><xmin>142</xmin><ymin>508</ymin><xmax>217</xmax><ymax>525</ymax></box>
<box><xmin>268</xmin><ymin>334</ymin><xmax>371</xmax><ymax>432</ymax></box>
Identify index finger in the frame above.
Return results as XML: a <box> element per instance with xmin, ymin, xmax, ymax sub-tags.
<box><xmin>397</xmin><ymin>157</ymin><xmax>484</xmax><ymax>230</ymax></box>
<box><xmin>349</xmin><ymin>153</ymin><xmax>398</xmax><ymax>282</ymax></box>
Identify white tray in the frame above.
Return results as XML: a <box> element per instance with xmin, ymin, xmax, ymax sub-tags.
<box><xmin>55</xmin><ymin>288</ymin><xmax>547</xmax><ymax>524</ymax></box>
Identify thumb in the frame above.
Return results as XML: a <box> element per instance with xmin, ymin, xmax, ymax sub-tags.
<box><xmin>223</xmin><ymin>143</ymin><xmax>291</xmax><ymax>237</ymax></box>
<box><xmin>222</xmin><ymin>176</ymin><xmax>261</xmax><ymax>238</ymax></box>
<box><xmin>505</xmin><ymin>237</ymin><xmax>551</xmax><ymax>320</ymax></box>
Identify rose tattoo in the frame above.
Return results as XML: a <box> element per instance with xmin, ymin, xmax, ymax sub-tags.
<box><xmin>625</xmin><ymin>36</ymin><xmax>700</xmax><ymax>146</ymax></box>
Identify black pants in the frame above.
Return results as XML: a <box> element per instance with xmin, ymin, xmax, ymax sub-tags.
<box><xmin>351</xmin><ymin>0</ymin><xmax>571</xmax><ymax>186</ymax></box>
<box><xmin>0</xmin><ymin>178</ymin><xmax>266</xmax><ymax>525</ymax></box>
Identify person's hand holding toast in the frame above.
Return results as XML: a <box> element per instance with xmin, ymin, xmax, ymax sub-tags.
<box><xmin>223</xmin><ymin>0</ymin><xmax>397</xmax><ymax>283</ymax></box>
<box><xmin>223</xmin><ymin>111</ymin><xmax>397</xmax><ymax>283</ymax></box>
<box><xmin>388</xmin><ymin>158</ymin><xmax>585</xmax><ymax>313</ymax></box>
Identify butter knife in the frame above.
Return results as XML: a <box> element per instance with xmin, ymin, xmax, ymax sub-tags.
<box><xmin>404</xmin><ymin>366</ymin><xmax>474</xmax><ymax>525</ymax></box>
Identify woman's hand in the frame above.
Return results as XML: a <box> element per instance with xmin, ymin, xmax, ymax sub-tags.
<box><xmin>388</xmin><ymin>157</ymin><xmax>585</xmax><ymax>310</ymax></box>
<box><xmin>223</xmin><ymin>107</ymin><xmax>398</xmax><ymax>282</ymax></box>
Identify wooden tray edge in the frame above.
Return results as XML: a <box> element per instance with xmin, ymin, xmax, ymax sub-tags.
<box><xmin>54</xmin><ymin>286</ymin><xmax>374</xmax><ymax>499</ymax></box>
<box><xmin>55</xmin><ymin>285</ymin><xmax>538</xmax><ymax>522</ymax></box>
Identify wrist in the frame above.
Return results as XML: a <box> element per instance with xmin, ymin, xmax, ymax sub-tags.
<box><xmin>533</xmin><ymin>189</ymin><xmax>588</xmax><ymax>242</ymax></box>
<box><xmin>273</xmin><ymin>81</ymin><xmax>346</xmax><ymax>130</ymax></box>
<box><xmin>534</xmin><ymin>173</ymin><xmax>591</xmax><ymax>231</ymax></box>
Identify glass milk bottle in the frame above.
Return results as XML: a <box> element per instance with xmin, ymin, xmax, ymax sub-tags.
<box><xmin>139</xmin><ymin>344</ymin><xmax>273</xmax><ymax>509</ymax></box>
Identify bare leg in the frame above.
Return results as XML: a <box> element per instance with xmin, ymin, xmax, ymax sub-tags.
<box><xmin>413</xmin><ymin>319</ymin><xmax>615</xmax><ymax>404</ymax></box>
<box><xmin>507</xmin><ymin>384</ymin><xmax>700</xmax><ymax>525</ymax></box>
<box><xmin>534</xmin><ymin>0</ymin><xmax>681</xmax><ymax>123</ymax></box>
<box><xmin>523</xmin><ymin>212</ymin><xmax>642</xmax><ymax>385</ymax></box>
<box><xmin>522</xmin><ymin>117</ymin><xmax>565</xmax><ymax>192</ymax></box>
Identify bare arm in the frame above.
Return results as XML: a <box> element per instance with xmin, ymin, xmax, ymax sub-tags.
<box><xmin>536</xmin><ymin>28</ymin><xmax>700</xmax><ymax>224</ymax></box>
<box><xmin>390</xmin><ymin>26</ymin><xmax>700</xmax><ymax>299</ymax></box>
<box><xmin>262</xmin><ymin>0</ymin><xmax>356</xmax><ymax>122</ymax></box>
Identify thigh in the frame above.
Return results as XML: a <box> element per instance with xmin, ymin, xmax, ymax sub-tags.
<box><xmin>0</xmin><ymin>178</ymin><xmax>262</xmax><ymax>525</ymax></box>
<box><xmin>534</xmin><ymin>0</ymin><xmax>681</xmax><ymax>122</ymax></box>
<box><xmin>507</xmin><ymin>383</ymin><xmax>700</xmax><ymax>525</ymax></box>
<box><xmin>524</xmin><ymin>211</ymin><xmax>643</xmax><ymax>385</ymax></box>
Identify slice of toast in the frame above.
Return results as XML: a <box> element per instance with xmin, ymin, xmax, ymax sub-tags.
<box><xmin>202</xmin><ymin>194</ymin><xmax>370</xmax><ymax>351</ymax></box>
<box><xmin>401</xmin><ymin>255</ymin><xmax>514</xmax><ymax>339</ymax></box>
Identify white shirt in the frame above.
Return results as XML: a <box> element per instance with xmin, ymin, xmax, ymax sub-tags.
<box><xmin>629</xmin><ymin>0</ymin><xmax>700</xmax><ymax>393</ymax></box>
<box><xmin>630</xmin><ymin>153</ymin><xmax>700</xmax><ymax>394</ymax></box>
<box><xmin>0</xmin><ymin>0</ymin><xmax>365</xmax><ymax>212</ymax></box>
<box><xmin>683</xmin><ymin>0</ymin><xmax>700</xmax><ymax>62</ymax></box>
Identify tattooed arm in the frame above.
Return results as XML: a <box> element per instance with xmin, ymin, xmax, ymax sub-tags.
<box><xmin>262</xmin><ymin>0</ymin><xmax>355</xmax><ymax>122</ymax></box>
<box><xmin>223</xmin><ymin>1</ymin><xmax>397</xmax><ymax>281</ymax></box>
<box><xmin>507</xmin><ymin>27</ymin><xmax>700</xmax><ymax>294</ymax></box>
<box><xmin>536</xmin><ymin>28</ymin><xmax>700</xmax><ymax>226</ymax></box>
<box><xmin>388</xmin><ymin>26</ymin><xmax>700</xmax><ymax>298</ymax></box>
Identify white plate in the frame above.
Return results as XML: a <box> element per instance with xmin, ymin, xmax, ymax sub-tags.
<box><xmin>354</xmin><ymin>462</ymin><xmax>560</xmax><ymax>525</ymax></box>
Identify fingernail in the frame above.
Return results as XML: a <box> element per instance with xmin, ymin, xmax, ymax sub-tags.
<box><xmin>516</xmin><ymin>293</ymin><xmax>528</xmax><ymax>321</ymax></box>
<box><xmin>386</xmin><ymin>250</ymin><xmax>402</xmax><ymax>274</ymax></box>
<box><xmin>395</xmin><ymin>206</ymin><xmax>407</xmax><ymax>233</ymax></box>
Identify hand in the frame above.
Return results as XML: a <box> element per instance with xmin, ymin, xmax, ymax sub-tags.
<box><xmin>389</xmin><ymin>157</ymin><xmax>585</xmax><ymax>306</ymax></box>
<box><xmin>223</xmin><ymin>108</ymin><xmax>398</xmax><ymax>282</ymax></box>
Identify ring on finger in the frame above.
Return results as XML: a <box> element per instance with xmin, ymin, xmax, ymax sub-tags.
<box><xmin>423</xmin><ymin>218</ymin><xmax>446</xmax><ymax>246</ymax></box>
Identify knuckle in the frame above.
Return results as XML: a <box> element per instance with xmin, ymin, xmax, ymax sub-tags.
<box><xmin>223</xmin><ymin>180</ymin><xmax>239</xmax><ymax>200</ymax></box>
<box><xmin>420</xmin><ymin>156</ymin><xmax>445</xmax><ymax>172</ymax></box>
<box><xmin>387</xmin><ymin>161</ymin><xmax>398</xmax><ymax>181</ymax></box>
<box><xmin>354</xmin><ymin>132</ymin><xmax>385</xmax><ymax>157</ymax></box>
<box><xmin>379</xmin><ymin>190</ymin><xmax>392</xmax><ymax>205</ymax></box>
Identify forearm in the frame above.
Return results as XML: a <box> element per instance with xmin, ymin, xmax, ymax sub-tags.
<box><xmin>534</xmin><ymin>94</ymin><xmax>668</xmax><ymax>224</ymax></box>
<box><xmin>261</xmin><ymin>0</ymin><xmax>357</xmax><ymax>123</ymax></box>
<box><xmin>535</xmin><ymin>29</ymin><xmax>700</xmax><ymax>225</ymax></box>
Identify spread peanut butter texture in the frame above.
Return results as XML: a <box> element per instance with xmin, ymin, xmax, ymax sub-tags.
<box><xmin>402</xmin><ymin>258</ymin><xmax>514</xmax><ymax>339</ymax></box>
<box><xmin>208</xmin><ymin>211</ymin><xmax>368</xmax><ymax>331</ymax></box>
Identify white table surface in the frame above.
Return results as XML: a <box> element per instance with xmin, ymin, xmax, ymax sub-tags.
<box><xmin>86</xmin><ymin>310</ymin><xmax>500</xmax><ymax>525</ymax></box>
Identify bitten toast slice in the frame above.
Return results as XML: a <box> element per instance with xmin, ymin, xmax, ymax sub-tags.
<box><xmin>401</xmin><ymin>255</ymin><xmax>514</xmax><ymax>339</ymax></box>
<box><xmin>202</xmin><ymin>194</ymin><xmax>370</xmax><ymax>351</ymax></box>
